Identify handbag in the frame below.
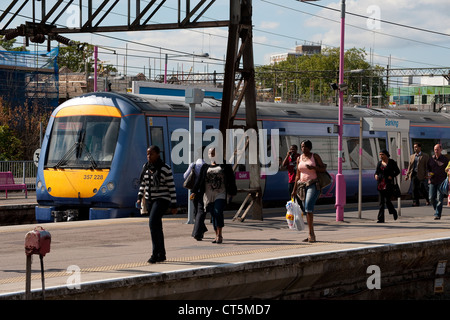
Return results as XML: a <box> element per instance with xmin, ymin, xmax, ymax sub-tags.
<box><xmin>317</xmin><ymin>170</ymin><xmax>332</xmax><ymax>190</ymax></box>
<box><xmin>392</xmin><ymin>177</ymin><xmax>401</xmax><ymax>198</ymax></box>
<box><xmin>312</xmin><ymin>154</ymin><xmax>332</xmax><ymax>190</ymax></box>
<box><xmin>439</xmin><ymin>177</ymin><xmax>449</xmax><ymax>196</ymax></box>
<box><xmin>183</xmin><ymin>167</ymin><xmax>196</xmax><ymax>190</ymax></box>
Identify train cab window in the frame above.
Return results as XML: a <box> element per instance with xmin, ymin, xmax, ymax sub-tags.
<box><xmin>45</xmin><ymin>115</ymin><xmax>120</xmax><ymax>169</ymax></box>
<box><xmin>150</xmin><ymin>127</ymin><xmax>165</xmax><ymax>162</ymax></box>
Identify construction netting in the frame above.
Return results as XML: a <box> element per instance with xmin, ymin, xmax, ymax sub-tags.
<box><xmin>0</xmin><ymin>47</ymin><xmax>59</xmax><ymax>110</ymax></box>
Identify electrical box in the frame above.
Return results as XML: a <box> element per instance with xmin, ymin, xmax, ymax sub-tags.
<box><xmin>185</xmin><ymin>87</ymin><xmax>204</xmax><ymax>104</ymax></box>
<box><xmin>25</xmin><ymin>226</ymin><xmax>51</xmax><ymax>256</ymax></box>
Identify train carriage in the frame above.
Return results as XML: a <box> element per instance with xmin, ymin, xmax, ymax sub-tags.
<box><xmin>35</xmin><ymin>92</ymin><xmax>450</xmax><ymax>222</ymax></box>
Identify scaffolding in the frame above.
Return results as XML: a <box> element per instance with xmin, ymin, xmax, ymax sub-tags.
<box><xmin>0</xmin><ymin>47</ymin><xmax>59</xmax><ymax>110</ymax></box>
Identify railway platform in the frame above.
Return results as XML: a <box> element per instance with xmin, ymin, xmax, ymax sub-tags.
<box><xmin>0</xmin><ymin>192</ymin><xmax>450</xmax><ymax>301</ymax></box>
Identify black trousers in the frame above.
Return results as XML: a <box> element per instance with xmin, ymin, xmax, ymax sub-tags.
<box><xmin>147</xmin><ymin>198</ymin><xmax>170</xmax><ymax>259</ymax></box>
<box><xmin>378</xmin><ymin>188</ymin><xmax>397</xmax><ymax>222</ymax></box>
<box><xmin>411</xmin><ymin>173</ymin><xmax>429</xmax><ymax>205</ymax></box>
<box><xmin>191</xmin><ymin>193</ymin><xmax>208</xmax><ymax>239</ymax></box>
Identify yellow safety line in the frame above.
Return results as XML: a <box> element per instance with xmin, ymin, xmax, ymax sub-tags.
<box><xmin>0</xmin><ymin>243</ymin><xmax>313</xmax><ymax>285</ymax></box>
<box><xmin>1</xmin><ymin>224</ymin><xmax>448</xmax><ymax>286</ymax></box>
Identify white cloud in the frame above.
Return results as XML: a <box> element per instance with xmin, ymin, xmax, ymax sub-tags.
<box><xmin>301</xmin><ymin>0</ymin><xmax>450</xmax><ymax>67</ymax></box>
<box><xmin>259</xmin><ymin>21</ymin><xmax>280</xmax><ymax>30</ymax></box>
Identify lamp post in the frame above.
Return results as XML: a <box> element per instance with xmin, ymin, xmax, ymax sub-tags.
<box><xmin>335</xmin><ymin>0</ymin><xmax>346</xmax><ymax>221</ymax></box>
<box><xmin>164</xmin><ymin>52</ymin><xmax>209</xmax><ymax>84</ymax></box>
<box><xmin>185</xmin><ymin>87</ymin><xmax>204</xmax><ymax>224</ymax></box>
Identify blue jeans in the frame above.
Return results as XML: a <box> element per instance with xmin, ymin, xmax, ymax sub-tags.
<box><xmin>304</xmin><ymin>183</ymin><xmax>320</xmax><ymax>213</ymax></box>
<box><xmin>429</xmin><ymin>183</ymin><xmax>444</xmax><ymax>218</ymax></box>
<box><xmin>206</xmin><ymin>198</ymin><xmax>226</xmax><ymax>230</ymax></box>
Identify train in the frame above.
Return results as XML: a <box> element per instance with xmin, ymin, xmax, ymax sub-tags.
<box><xmin>35</xmin><ymin>92</ymin><xmax>450</xmax><ymax>222</ymax></box>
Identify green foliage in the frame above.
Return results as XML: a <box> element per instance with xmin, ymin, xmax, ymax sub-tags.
<box><xmin>0</xmin><ymin>125</ymin><xmax>22</xmax><ymax>160</ymax></box>
<box><xmin>256</xmin><ymin>47</ymin><xmax>387</xmax><ymax>105</ymax></box>
<box><xmin>58</xmin><ymin>42</ymin><xmax>95</xmax><ymax>72</ymax></box>
<box><xmin>0</xmin><ymin>36</ymin><xmax>26</xmax><ymax>52</ymax></box>
<box><xmin>58</xmin><ymin>42</ymin><xmax>117</xmax><ymax>74</ymax></box>
<box><xmin>0</xmin><ymin>99</ymin><xmax>51</xmax><ymax>160</ymax></box>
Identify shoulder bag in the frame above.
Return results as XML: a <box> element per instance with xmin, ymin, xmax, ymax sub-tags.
<box><xmin>392</xmin><ymin>177</ymin><xmax>401</xmax><ymax>198</ymax></box>
<box><xmin>313</xmin><ymin>154</ymin><xmax>332</xmax><ymax>190</ymax></box>
<box><xmin>439</xmin><ymin>177</ymin><xmax>449</xmax><ymax>196</ymax></box>
<box><xmin>183</xmin><ymin>166</ymin><xmax>196</xmax><ymax>190</ymax></box>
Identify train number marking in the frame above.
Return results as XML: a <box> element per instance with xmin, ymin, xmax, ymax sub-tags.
<box><xmin>83</xmin><ymin>175</ymin><xmax>104</xmax><ymax>180</ymax></box>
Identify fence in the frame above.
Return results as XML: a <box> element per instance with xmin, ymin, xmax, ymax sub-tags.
<box><xmin>0</xmin><ymin>161</ymin><xmax>37</xmax><ymax>189</ymax></box>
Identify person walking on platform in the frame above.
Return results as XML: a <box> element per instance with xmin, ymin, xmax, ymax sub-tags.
<box><xmin>446</xmin><ymin>162</ymin><xmax>450</xmax><ymax>207</ymax></box>
<box><xmin>192</xmin><ymin>147</ymin><xmax>237</xmax><ymax>244</ymax></box>
<box><xmin>291</xmin><ymin>140</ymin><xmax>326</xmax><ymax>243</ymax></box>
<box><xmin>427</xmin><ymin>144</ymin><xmax>449</xmax><ymax>220</ymax></box>
<box><xmin>405</xmin><ymin>143</ymin><xmax>430</xmax><ymax>207</ymax></box>
<box><xmin>184</xmin><ymin>147</ymin><xmax>207</xmax><ymax>241</ymax></box>
<box><xmin>374</xmin><ymin>149</ymin><xmax>400</xmax><ymax>223</ymax></box>
<box><xmin>137</xmin><ymin>145</ymin><xmax>178</xmax><ymax>263</ymax></box>
<box><xmin>282</xmin><ymin>144</ymin><xmax>304</xmax><ymax>212</ymax></box>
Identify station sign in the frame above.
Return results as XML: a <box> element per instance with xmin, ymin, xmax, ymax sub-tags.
<box><xmin>33</xmin><ymin>148</ymin><xmax>41</xmax><ymax>167</ymax></box>
<box><xmin>362</xmin><ymin>117</ymin><xmax>410</xmax><ymax>132</ymax></box>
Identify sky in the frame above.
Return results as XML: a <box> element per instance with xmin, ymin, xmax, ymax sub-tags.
<box><xmin>1</xmin><ymin>0</ymin><xmax>450</xmax><ymax>82</ymax></box>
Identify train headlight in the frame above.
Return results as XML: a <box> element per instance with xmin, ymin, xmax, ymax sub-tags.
<box><xmin>101</xmin><ymin>186</ymin><xmax>107</xmax><ymax>194</ymax></box>
<box><xmin>107</xmin><ymin>182</ymin><xmax>115</xmax><ymax>191</ymax></box>
<box><xmin>37</xmin><ymin>180</ymin><xmax>42</xmax><ymax>189</ymax></box>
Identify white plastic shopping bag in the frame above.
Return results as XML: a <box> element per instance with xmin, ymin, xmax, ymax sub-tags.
<box><xmin>285</xmin><ymin>199</ymin><xmax>305</xmax><ymax>231</ymax></box>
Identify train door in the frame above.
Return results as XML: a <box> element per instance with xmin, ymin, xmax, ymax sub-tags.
<box><xmin>146</xmin><ymin>116</ymin><xmax>170</xmax><ymax>163</ymax></box>
<box><xmin>387</xmin><ymin>131</ymin><xmax>410</xmax><ymax>193</ymax></box>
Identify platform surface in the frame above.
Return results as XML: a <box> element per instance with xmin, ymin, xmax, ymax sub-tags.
<box><xmin>1</xmin><ymin>194</ymin><xmax>449</xmax><ymax>298</ymax></box>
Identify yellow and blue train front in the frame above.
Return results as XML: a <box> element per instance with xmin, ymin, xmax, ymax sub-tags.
<box><xmin>35</xmin><ymin>96</ymin><xmax>148</xmax><ymax>222</ymax></box>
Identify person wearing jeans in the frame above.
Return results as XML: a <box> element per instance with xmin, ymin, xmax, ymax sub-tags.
<box><xmin>291</xmin><ymin>140</ymin><xmax>326</xmax><ymax>243</ymax></box>
<box><xmin>427</xmin><ymin>144</ymin><xmax>449</xmax><ymax>220</ymax></box>
<box><xmin>191</xmin><ymin>147</ymin><xmax>237</xmax><ymax>244</ymax></box>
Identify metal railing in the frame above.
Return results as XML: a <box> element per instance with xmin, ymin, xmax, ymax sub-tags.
<box><xmin>0</xmin><ymin>161</ymin><xmax>37</xmax><ymax>189</ymax></box>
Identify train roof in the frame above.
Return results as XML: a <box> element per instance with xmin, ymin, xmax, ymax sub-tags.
<box><xmin>68</xmin><ymin>92</ymin><xmax>450</xmax><ymax>126</ymax></box>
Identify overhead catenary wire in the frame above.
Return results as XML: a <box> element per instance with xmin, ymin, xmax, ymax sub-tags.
<box><xmin>1</xmin><ymin>1</ymin><xmax>447</xmax><ymax>73</ymax></box>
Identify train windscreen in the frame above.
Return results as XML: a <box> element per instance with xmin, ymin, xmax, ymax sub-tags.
<box><xmin>45</xmin><ymin>115</ymin><xmax>120</xmax><ymax>169</ymax></box>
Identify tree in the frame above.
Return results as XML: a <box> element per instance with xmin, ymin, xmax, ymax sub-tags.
<box><xmin>58</xmin><ymin>42</ymin><xmax>94</xmax><ymax>72</ymax></box>
<box><xmin>255</xmin><ymin>47</ymin><xmax>387</xmax><ymax>106</ymax></box>
<box><xmin>0</xmin><ymin>125</ymin><xmax>22</xmax><ymax>160</ymax></box>
<box><xmin>58</xmin><ymin>42</ymin><xmax>117</xmax><ymax>75</ymax></box>
<box><xmin>0</xmin><ymin>98</ymin><xmax>51</xmax><ymax>160</ymax></box>
<box><xmin>0</xmin><ymin>36</ymin><xmax>26</xmax><ymax>51</ymax></box>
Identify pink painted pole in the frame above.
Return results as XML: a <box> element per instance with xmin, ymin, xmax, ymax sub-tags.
<box><xmin>335</xmin><ymin>0</ymin><xmax>346</xmax><ymax>221</ymax></box>
<box><xmin>94</xmin><ymin>46</ymin><xmax>98</xmax><ymax>92</ymax></box>
<box><xmin>164</xmin><ymin>54</ymin><xmax>168</xmax><ymax>84</ymax></box>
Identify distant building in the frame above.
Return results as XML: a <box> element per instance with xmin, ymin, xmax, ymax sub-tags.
<box><xmin>270</xmin><ymin>45</ymin><xmax>321</xmax><ymax>65</ymax></box>
<box><xmin>388</xmin><ymin>82</ymin><xmax>450</xmax><ymax>111</ymax></box>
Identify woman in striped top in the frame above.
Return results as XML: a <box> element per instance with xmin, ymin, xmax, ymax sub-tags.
<box><xmin>137</xmin><ymin>145</ymin><xmax>177</xmax><ymax>264</ymax></box>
